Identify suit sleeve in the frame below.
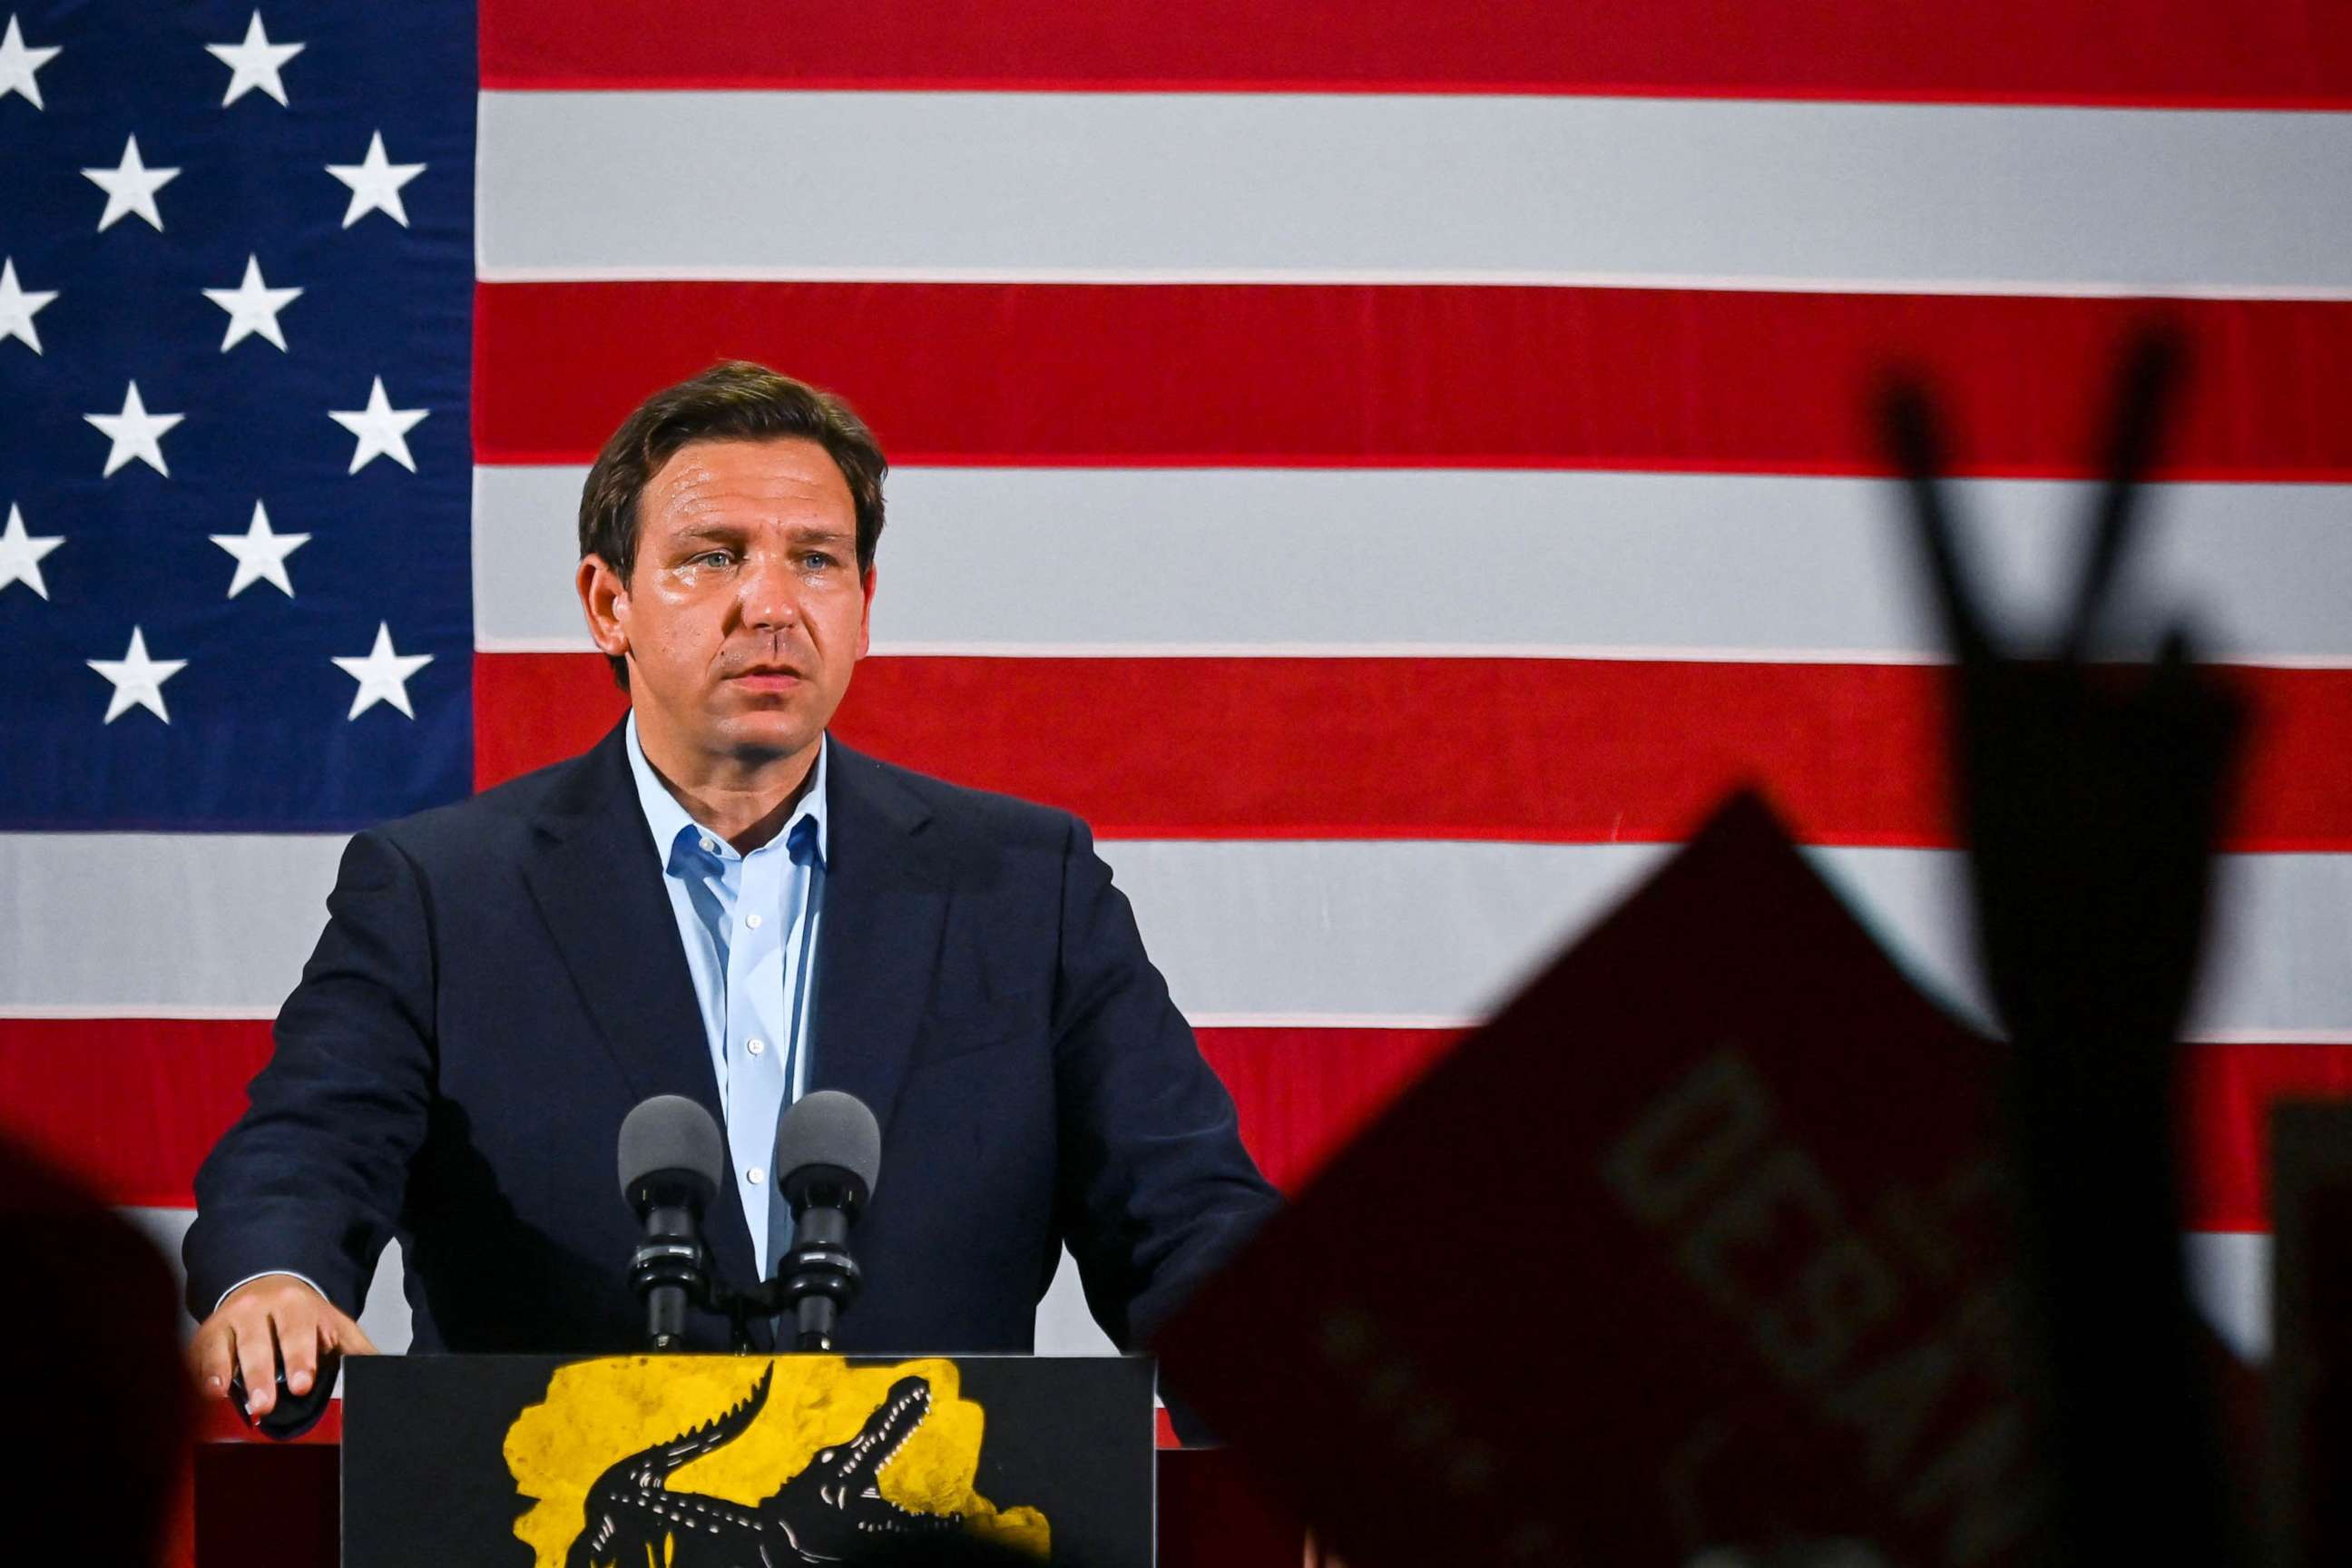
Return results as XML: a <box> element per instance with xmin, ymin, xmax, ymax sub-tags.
<box><xmin>182</xmin><ymin>829</ymin><xmax>437</xmax><ymax>1322</ymax></box>
<box><xmin>1048</xmin><ymin>818</ymin><xmax>1281</xmax><ymax>1351</ymax></box>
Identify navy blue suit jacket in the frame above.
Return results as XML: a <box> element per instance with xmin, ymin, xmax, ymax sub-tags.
<box><xmin>185</xmin><ymin>722</ymin><xmax>1278</xmax><ymax>1355</ymax></box>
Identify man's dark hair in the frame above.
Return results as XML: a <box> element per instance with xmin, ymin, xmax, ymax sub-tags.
<box><xmin>578</xmin><ymin>360</ymin><xmax>888</xmax><ymax>689</ymax></box>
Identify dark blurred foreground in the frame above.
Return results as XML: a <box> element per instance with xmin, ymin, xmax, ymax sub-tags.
<box><xmin>0</xmin><ymin>1131</ymin><xmax>191</xmax><ymax>1565</ymax></box>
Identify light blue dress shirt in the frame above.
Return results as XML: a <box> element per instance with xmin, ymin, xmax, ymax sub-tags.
<box><xmin>624</xmin><ymin>712</ymin><xmax>828</xmax><ymax>1279</ymax></box>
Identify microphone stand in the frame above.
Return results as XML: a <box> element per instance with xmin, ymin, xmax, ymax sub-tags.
<box><xmin>701</xmin><ymin>1232</ymin><xmax>863</xmax><ymax>1352</ymax></box>
<box><xmin>636</xmin><ymin>1143</ymin><xmax>872</xmax><ymax>1353</ymax></box>
<box><xmin>772</xmin><ymin>1210</ymin><xmax>863</xmax><ymax>1351</ymax></box>
<box><xmin>626</xmin><ymin>1218</ymin><xmax>711</xmax><ymax>1352</ymax></box>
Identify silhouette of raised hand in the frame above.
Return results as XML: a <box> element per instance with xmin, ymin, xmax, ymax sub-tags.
<box><xmin>1877</xmin><ymin>326</ymin><xmax>2246</xmax><ymax>1566</ymax></box>
<box><xmin>1881</xmin><ymin>328</ymin><xmax>2242</xmax><ymax>1051</ymax></box>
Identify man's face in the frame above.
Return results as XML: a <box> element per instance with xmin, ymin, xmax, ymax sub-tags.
<box><xmin>583</xmin><ymin>436</ymin><xmax>874</xmax><ymax>769</ymax></box>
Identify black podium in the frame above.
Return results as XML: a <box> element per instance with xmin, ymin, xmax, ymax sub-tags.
<box><xmin>342</xmin><ymin>1354</ymin><xmax>1156</xmax><ymax>1567</ymax></box>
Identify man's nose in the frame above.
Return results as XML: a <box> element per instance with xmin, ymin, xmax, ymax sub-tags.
<box><xmin>738</xmin><ymin>553</ymin><xmax>802</xmax><ymax>631</ymax></box>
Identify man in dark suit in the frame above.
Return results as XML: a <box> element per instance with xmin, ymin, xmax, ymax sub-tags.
<box><xmin>185</xmin><ymin>362</ymin><xmax>1279</xmax><ymax>1416</ymax></box>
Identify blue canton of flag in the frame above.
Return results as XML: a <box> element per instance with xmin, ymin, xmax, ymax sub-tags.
<box><xmin>0</xmin><ymin>3</ymin><xmax>475</xmax><ymax>830</ymax></box>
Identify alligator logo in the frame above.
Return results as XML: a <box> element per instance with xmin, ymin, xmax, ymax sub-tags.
<box><xmin>508</xmin><ymin>1357</ymin><xmax>1047</xmax><ymax>1568</ymax></box>
<box><xmin>565</xmin><ymin>1367</ymin><xmax>957</xmax><ymax>1566</ymax></box>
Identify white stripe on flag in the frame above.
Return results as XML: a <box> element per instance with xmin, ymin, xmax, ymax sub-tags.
<box><xmin>1111</xmin><ymin>839</ymin><xmax>2352</xmax><ymax>1040</ymax></box>
<box><xmin>10</xmin><ymin>836</ymin><xmax>2352</xmax><ymax>1039</ymax></box>
<box><xmin>0</xmin><ymin>834</ymin><xmax>345</xmax><ymax>1019</ymax></box>
<box><xmin>476</xmin><ymin>93</ymin><xmax>2352</xmax><ymax>294</ymax></box>
<box><xmin>475</xmin><ymin>465</ymin><xmax>2352</xmax><ymax>664</ymax></box>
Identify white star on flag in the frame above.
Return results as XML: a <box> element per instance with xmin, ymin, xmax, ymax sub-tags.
<box><xmin>0</xmin><ymin>257</ymin><xmax>56</xmax><ymax>353</ymax></box>
<box><xmin>326</xmin><ymin>130</ymin><xmax>425</xmax><ymax>229</ymax></box>
<box><xmin>204</xmin><ymin>254</ymin><xmax>302</xmax><ymax>351</ymax></box>
<box><xmin>83</xmin><ymin>134</ymin><xmax>181</xmax><ymax>232</ymax></box>
<box><xmin>205</xmin><ymin>10</ymin><xmax>304</xmax><ymax>107</ymax></box>
<box><xmin>329</xmin><ymin>377</ymin><xmax>428</xmax><ymax>473</ymax></box>
<box><xmin>211</xmin><ymin>501</ymin><xmax>309</xmax><ymax>597</ymax></box>
<box><xmin>85</xmin><ymin>381</ymin><xmax>184</xmax><ymax>477</ymax></box>
<box><xmin>333</xmin><ymin>622</ymin><xmax>433</xmax><ymax>719</ymax></box>
<box><xmin>88</xmin><ymin>626</ymin><xmax>187</xmax><ymax>724</ymax></box>
<box><xmin>0</xmin><ymin>503</ymin><xmax>64</xmax><ymax>598</ymax></box>
<box><xmin>0</xmin><ymin>14</ymin><xmax>60</xmax><ymax>110</ymax></box>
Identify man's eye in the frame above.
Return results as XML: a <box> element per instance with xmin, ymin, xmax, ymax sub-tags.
<box><xmin>691</xmin><ymin>549</ymin><xmax>734</xmax><ymax>568</ymax></box>
<box><xmin>802</xmin><ymin>552</ymin><xmax>837</xmax><ymax>571</ymax></box>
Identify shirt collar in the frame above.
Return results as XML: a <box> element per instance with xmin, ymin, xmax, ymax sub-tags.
<box><xmin>624</xmin><ymin>711</ymin><xmax>829</xmax><ymax>869</ymax></box>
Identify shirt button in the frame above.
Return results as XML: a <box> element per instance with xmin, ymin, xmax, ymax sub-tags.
<box><xmin>745</xmin><ymin>912</ymin><xmax>763</xmax><ymax>930</ymax></box>
<box><xmin>700</xmin><ymin>837</ymin><xmax>716</xmax><ymax>854</ymax></box>
<box><xmin>747</xmin><ymin>1166</ymin><xmax>765</xmax><ymax>1185</ymax></box>
<box><xmin>746</xmin><ymin>1037</ymin><xmax>765</xmax><ymax>1056</ymax></box>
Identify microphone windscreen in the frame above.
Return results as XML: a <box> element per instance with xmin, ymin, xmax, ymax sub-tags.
<box><xmin>618</xmin><ymin>1094</ymin><xmax>726</xmax><ymax>1202</ymax></box>
<box><xmin>773</xmin><ymin>1090</ymin><xmax>882</xmax><ymax>1197</ymax></box>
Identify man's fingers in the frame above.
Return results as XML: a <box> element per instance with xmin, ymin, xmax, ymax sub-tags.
<box><xmin>230</xmin><ymin>1320</ymin><xmax>279</xmax><ymax>1417</ymax></box>
<box><xmin>1877</xmin><ymin>375</ymin><xmax>1993</xmax><ymax>669</ymax></box>
<box><xmin>279</xmin><ymin>1308</ymin><xmax>320</xmax><ymax>1396</ymax></box>
<box><xmin>191</xmin><ymin>1321</ymin><xmax>238</xmax><ymax>1398</ymax></box>
<box><xmin>267</xmin><ymin>1291</ymin><xmax>375</xmax><ymax>1395</ymax></box>
<box><xmin>2062</xmin><ymin>326</ymin><xmax>2186</xmax><ymax>662</ymax></box>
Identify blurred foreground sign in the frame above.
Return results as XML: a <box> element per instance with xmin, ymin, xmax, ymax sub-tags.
<box><xmin>1157</xmin><ymin>793</ymin><xmax>2042</xmax><ymax>1567</ymax></box>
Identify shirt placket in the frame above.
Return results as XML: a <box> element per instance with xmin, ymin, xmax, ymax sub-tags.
<box><xmin>729</xmin><ymin>841</ymin><xmax>791</xmax><ymax>1277</ymax></box>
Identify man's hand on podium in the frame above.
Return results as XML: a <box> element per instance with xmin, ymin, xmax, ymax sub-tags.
<box><xmin>189</xmin><ymin>1273</ymin><xmax>377</xmax><ymax>1417</ymax></box>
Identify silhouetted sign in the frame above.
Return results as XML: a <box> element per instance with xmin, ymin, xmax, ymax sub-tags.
<box><xmin>344</xmin><ymin>1353</ymin><xmax>1153</xmax><ymax>1567</ymax></box>
<box><xmin>2270</xmin><ymin>1102</ymin><xmax>2352</xmax><ymax>1567</ymax></box>
<box><xmin>1159</xmin><ymin>793</ymin><xmax>2042</xmax><ymax>1567</ymax></box>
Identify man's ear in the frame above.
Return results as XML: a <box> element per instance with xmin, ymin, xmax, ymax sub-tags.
<box><xmin>856</xmin><ymin>564</ymin><xmax>877</xmax><ymax>661</ymax></box>
<box><xmin>578</xmin><ymin>554</ymin><xmax>631</xmax><ymax>660</ymax></box>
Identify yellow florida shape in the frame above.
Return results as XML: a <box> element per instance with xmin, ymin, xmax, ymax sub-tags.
<box><xmin>505</xmin><ymin>1355</ymin><xmax>1049</xmax><ymax>1566</ymax></box>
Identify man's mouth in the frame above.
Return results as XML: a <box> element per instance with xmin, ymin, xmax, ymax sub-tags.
<box><xmin>727</xmin><ymin>665</ymin><xmax>805</xmax><ymax>688</ymax></box>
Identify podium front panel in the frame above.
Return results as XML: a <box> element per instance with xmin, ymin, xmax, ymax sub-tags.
<box><xmin>344</xmin><ymin>1353</ymin><xmax>1154</xmax><ymax>1567</ymax></box>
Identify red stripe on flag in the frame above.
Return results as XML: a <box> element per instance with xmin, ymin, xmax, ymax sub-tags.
<box><xmin>478</xmin><ymin>0</ymin><xmax>2352</xmax><ymax>108</ymax></box>
<box><xmin>4</xmin><ymin>1017</ymin><xmax>2335</xmax><ymax>1234</ymax></box>
<box><xmin>1195</xmin><ymin>1027</ymin><xmax>1463</xmax><ymax>1193</ymax></box>
<box><xmin>2181</xmin><ymin>1043</ymin><xmax>2352</xmax><ymax>1232</ymax></box>
<box><xmin>473</xmin><ymin>283</ymin><xmax>2352</xmax><ymax>479</ymax></box>
<box><xmin>0</xmin><ymin>1020</ymin><xmax>270</xmax><ymax>1210</ymax></box>
<box><xmin>476</xmin><ymin>654</ymin><xmax>630</xmax><ymax>793</ymax></box>
<box><xmin>474</xmin><ymin>653</ymin><xmax>2352</xmax><ymax>852</ymax></box>
<box><xmin>0</xmin><ymin>1017</ymin><xmax>1455</xmax><ymax>1210</ymax></box>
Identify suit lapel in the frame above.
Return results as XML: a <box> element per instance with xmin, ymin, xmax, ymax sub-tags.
<box><xmin>519</xmin><ymin>720</ymin><xmax>764</xmax><ymax>1316</ymax></box>
<box><xmin>809</xmin><ymin>741</ymin><xmax>944</xmax><ymax>1142</ymax></box>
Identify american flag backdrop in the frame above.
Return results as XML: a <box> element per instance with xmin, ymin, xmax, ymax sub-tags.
<box><xmin>2</xmin><ymin>0</ymin><xmax>2350</xmax><ymax>1373</ymax></box>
